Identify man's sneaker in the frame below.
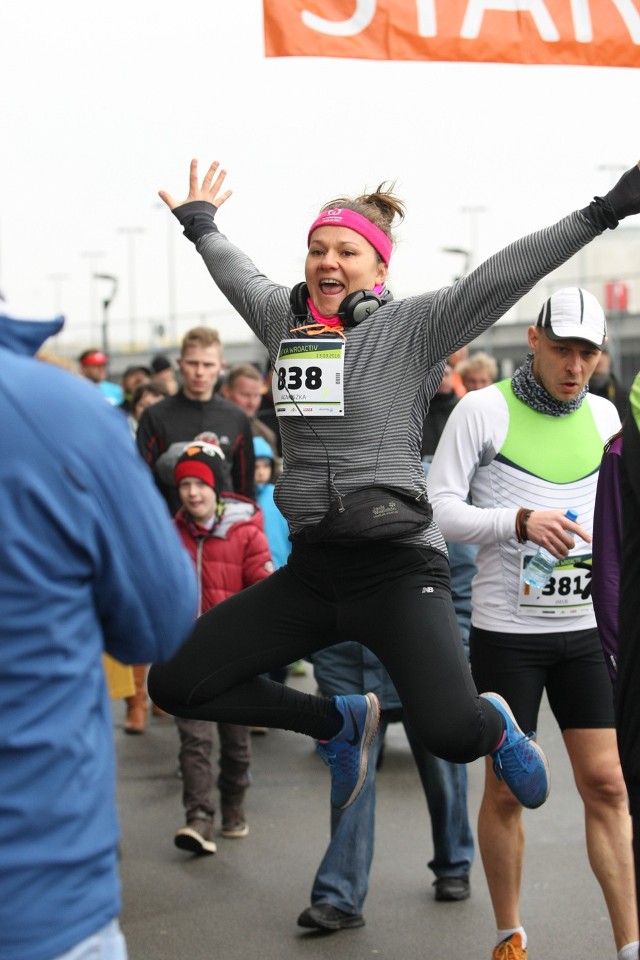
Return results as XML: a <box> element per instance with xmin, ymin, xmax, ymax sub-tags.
<box><xmin>297</xmin><ymin>903</ymin><xmax>365</xmax><ymax>931</ymax></box>
<box><xmin>433</xmin><ymin>875</ymin><xmax>470</xmax><ymax>901</ymax></box>
<box><xmin>316</xmin><ymin>692</ymin><xmax>380</xmax><ymax>810</ymax></box>
<box><xmin>174</xmin><ymin>812</ymin><xmax>217</xmax><ymax>855</ymax></box>
<box><xmin>492</xmin><ymin>932</ymin><xmax>527</xmax><ymax>959</ymax></box>
<box><xmin>221</xmin><ymin>805</ymin><xmax>249</xmax><ymax>838</ymax></box>
<box><xmin>481</xmin><ymin>692</ymin><xmax>550</xmax><ymax>809</ymax></box>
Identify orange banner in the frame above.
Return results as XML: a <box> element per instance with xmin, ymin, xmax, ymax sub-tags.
<box><xmin>263</xmin><ymin>0</ymin><xmax>640</xmax><ymax>68</ymax></box>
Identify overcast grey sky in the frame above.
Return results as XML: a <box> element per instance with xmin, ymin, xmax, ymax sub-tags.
<box><xmin>1</xmin><ymin>1</ymin><xmax>639</xmax><ymax>353</ymax></box>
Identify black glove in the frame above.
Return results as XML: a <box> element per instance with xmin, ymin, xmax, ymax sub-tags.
<box><xmin>581</xmin><ymin>164</ymin><xmax>640</xmax><ymax>231</ymax></box>
<box><xmin>172</xmin><ymin>200</ymin><xmax>218</xmax><ymax>244</ymax></box>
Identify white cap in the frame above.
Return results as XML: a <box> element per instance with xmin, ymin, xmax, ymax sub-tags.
<box><xmin>536</xmin><ymin>287</ymin><xmax>607</xmax><ymax>348</ymax></box>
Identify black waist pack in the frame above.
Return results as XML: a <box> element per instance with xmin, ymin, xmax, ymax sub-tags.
<box><xmin>291</xmin><ymin>486</ymin><xmax>433</xmax><ymax>544</ymax></box>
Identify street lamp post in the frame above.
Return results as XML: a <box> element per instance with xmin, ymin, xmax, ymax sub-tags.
<box><xmin>94</xmin><ymin>274</ymin><xmax>118</xmax><ymax>356</ymax></box>
<box><xmin>118</xmin><ymin>227</ymin><xmax>144</xmax><ymax>350</ymax></box>
<box><xmin>80</xmin><ymin>250</ymin><xmax>105</xmax><ymax>341</ymax></box>
<box><xmin>155</xmin><ymin>203</ymin><xmax>178</xmax><ymax>344</ymax></box>
<box><xmin>441</xmin><ymin>246</ymin><xmax>471</xmax><ymax>281</ymax></box>
<box><xmin>460</xmin><ymin>205</ymin><xmax>487</xmax><ymax>272</ymax></box>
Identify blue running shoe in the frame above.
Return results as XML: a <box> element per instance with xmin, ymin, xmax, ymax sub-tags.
<box><xmin>481</xmin><ymin>692</ymin><xmax>550</xmax><ymax>809</ymax></box>
<box><xmin>316</xmin><ymin>692</ymin><xmax>381</xmax><ymax>809</ymax></box>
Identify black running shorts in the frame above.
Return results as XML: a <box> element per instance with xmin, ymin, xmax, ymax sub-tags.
<box><xmin>469</xmin><ymin>625</ymin><xmax>614</xmax><ymax>733</ymax></box>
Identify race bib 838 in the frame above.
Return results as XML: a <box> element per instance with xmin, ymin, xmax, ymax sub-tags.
<box><xmin>273</xmin><ymin>338</ymin><xmax>345</xmax><ymax>417</ymax></box>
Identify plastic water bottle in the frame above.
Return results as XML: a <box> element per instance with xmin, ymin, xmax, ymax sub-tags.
<box><xmin>522</xmin><ymin>509</ymin><xmax>578</xmax><ymax>590</ymax></box>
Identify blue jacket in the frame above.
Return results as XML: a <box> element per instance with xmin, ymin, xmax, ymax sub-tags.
<box><xmin>253</xmin><ymin>435</ymin><xmax>291</xmax><ymax>569</ymax></box>
<box><xmin>0</xmin><ymin>310</ymin><xmax>197</xmax><ymax>960</ymax></box>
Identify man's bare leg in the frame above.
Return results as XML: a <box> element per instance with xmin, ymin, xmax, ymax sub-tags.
<box><xmin>564</xmin><ymin>728</ymin><xmax>638</xmax><ymax>952</ymax></box>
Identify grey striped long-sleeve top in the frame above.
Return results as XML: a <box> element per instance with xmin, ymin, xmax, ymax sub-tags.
<box><xmin>194</xmin><ymin>210</ymin><xmax>599</xmax><ymax>551</ymax></box>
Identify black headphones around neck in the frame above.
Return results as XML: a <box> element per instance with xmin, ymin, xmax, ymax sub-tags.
<box><xmin>289</xmin><ymin>282</ymin><xmax>393</xmax><ymax>328</ymax></box>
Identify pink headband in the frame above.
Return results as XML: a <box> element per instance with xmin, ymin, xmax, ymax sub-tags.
<box><xmin>307</xmin><ymin>208</ymin><xmax>392</xmax><ymax>265</ymax></box>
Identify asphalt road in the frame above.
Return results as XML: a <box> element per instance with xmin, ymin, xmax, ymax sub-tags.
<box><xmin>115</xmin><ymin>671</ymin><xmax>619</xmax><ymax>960</ymax></box>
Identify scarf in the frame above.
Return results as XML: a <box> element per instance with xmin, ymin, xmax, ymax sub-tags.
<box><xmin>289</xmin><ymin>297</ymin><xmax>346</xmax><ymax>339</ymax></box>
<box><xmin>511</xmin><ymin>353</ymin><xmax>587</xmax><ymax>417</ymax></box>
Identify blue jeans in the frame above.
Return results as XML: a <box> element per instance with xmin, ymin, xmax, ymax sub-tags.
<box><xmin>447</xmin><ymin>539</ymin><xmax>478</xmax><ymax>653</ymax></box>
<box><xmin>310</xmin><ymin>714</ymin><xmax>474</xmax><ymax>915</ymax></box>
<box><xmin>53</xmin><ymin>919</ymin><xmax>127</xmax><ymax>960</ymax></box>
<box><xmin>423</xmin><ymin>456</ymin><xmax>478</xmax><ymax>653</ymax></box>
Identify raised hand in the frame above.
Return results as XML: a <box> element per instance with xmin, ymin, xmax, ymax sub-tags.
<box><xmin>158</xmin><ymin>159</ymin><xmax>233</xmax><ymax>212</ymax></box>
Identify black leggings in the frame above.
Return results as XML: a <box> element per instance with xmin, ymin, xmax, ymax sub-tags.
<box><xmin>149</xmin><ymin>541</ymin><xmax>502</xmax><ymax>763</ymax></box>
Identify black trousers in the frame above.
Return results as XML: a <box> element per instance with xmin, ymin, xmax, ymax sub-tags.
<box><xmin>149</xmin><ymin>541</ymin><xmax>502</xmax><ymax>763</ymax></box>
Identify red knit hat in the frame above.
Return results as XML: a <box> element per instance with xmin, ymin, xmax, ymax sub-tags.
<box><xmin>174</xmin><ymin>441</ymin><xmax>226</xmax><ymax>491</ymax></box>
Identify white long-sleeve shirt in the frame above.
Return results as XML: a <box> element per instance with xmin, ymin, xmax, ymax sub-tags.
<box><xmin>429</xmin><ymin>379</ymin><xmax>620</xmax><ymax>632</ymax></box>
